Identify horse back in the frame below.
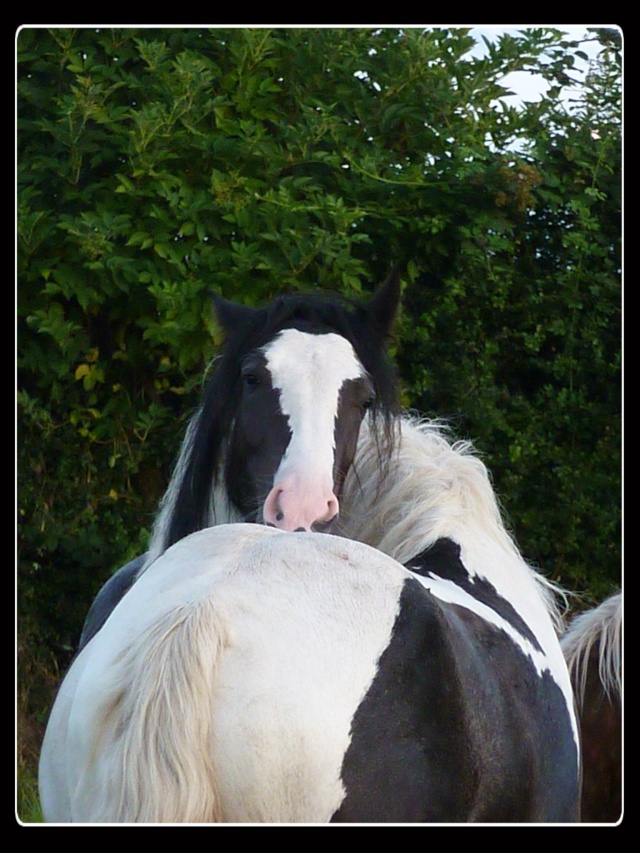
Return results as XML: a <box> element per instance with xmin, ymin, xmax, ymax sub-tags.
<box><xmin>40</xmin><ymin>527</ymin><xmax>580</xmax><ymax>823</ymax></box>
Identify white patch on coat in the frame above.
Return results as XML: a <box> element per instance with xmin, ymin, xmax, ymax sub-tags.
<box><xmin>38</xmin><ymin>525</ymin><xmax>407</xmax><ymax>823</ymax></box>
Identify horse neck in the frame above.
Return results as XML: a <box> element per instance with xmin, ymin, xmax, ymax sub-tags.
<box><xmin>341</xmin><ymin>416</ymin><xmax>565</xmax><ymax>630</ymax></box>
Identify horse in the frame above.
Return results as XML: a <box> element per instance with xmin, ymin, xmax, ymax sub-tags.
<box><xmin>77</xmin><ymin>274</ymin><xmax>401</xmax><ymax>649</ymax></box>
<box><xmin>561</xmin><ymin>592</ymin><xmax>622</xmax><ymax>823</ymax></box>
<box><xmin>38</xmin><ymin>416</ymin><xmax>580</xmax><ymax>823</ymax></box>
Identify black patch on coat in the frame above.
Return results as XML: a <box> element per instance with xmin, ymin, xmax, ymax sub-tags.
<box><xmin>224</xmin><ymin>351</ymin><xmax>292</xmax><ymax>520</ymax></box>
<box><xmin>331</xmin><ymin>576</ymin><xmax>579</xmax><ymax>823</ymax></box>
<box><xmin>77</xmin><ymin>554</ymin><xmax>146</xmax><ymax>652</ymax></box>
<box><xmin>406</xmin><ymin>537</ymin><xmax>543</xmax><ymax>653</ymax></box>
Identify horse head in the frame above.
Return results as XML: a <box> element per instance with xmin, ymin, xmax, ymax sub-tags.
<box><xmin>149</xmin><ymin>271</ymin><xmax>401</xmax><ymax>557</ymax></box>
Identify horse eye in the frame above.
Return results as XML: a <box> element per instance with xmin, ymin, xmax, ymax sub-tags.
<box><xmin>243</xmin><ymin>373</ymin><xmax>260</xmax><ymax>387</ymax></box>
<box><xmin>362</xmin><ymin>397</ymin><xmax>375</xmax><ymax>411</ymax></box>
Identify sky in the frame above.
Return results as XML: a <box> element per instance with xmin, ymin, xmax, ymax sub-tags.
<box><xmin>468</xmin><ymin>25</ymin><xmax>608</xmax><ymax>109</ymax></box>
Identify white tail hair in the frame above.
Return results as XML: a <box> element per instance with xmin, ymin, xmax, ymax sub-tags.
<box><xmin>561</xmin><ymin>592</ymin><xmax>622</xmax><ymax>708</ymax></box>
<box><xmin>79</xmin><ymin>596</ymin><xmax>228</xmax><ymax>823</ymax></box>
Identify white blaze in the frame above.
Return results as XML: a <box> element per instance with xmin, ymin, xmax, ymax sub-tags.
<box><xmin>262</xmin><ymin>329</ymin><xmax>366</xmax><ymax>531</ymax></box>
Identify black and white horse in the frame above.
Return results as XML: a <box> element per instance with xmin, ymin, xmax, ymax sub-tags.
<box><xmin>561</xmin><ymin>592</ymin><xmax>622</xmax><ymax>823</ymax></box>
<box><xmin>78</xmin><ymin>276</ymin><xmax>401</xmax><ymax>649</ymax></box>
<box><xmin>39</xmin><ymin>417</ymin><xmax>580</xmax><ymax>823</ymax></box>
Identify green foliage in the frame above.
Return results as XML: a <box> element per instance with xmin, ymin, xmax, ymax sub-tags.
<box><xmin>18</xmin><ymin>27</ymin><xmax>620</xmax><ymax>699</ymax></box>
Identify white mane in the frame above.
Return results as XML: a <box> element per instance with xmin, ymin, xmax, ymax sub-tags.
<box><xmin>144</xmin><ymin>409</ymin><xmax>241</xmax><ymax>569</ymax></box>
<box><xmin>340</xmin><ymin>415</ymin><xmax>567</xmax><ymax>631</ymax></box>
<box><xmin>561</xmin><ymin>592</ymin><xmax>622</xmax><ymax>707</ymax></box>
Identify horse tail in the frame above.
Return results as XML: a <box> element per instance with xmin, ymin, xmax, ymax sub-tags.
<box><xmin>561</xmin><ymin>591</ymin><xmax>622</xmax><ymax>708</ymax></box>
<box><xmin>85</xmin><ymin>596</ymin><xmax>228</xmax><ymax>823</ymax></box>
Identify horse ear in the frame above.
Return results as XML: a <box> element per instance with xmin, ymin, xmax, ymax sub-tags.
<box><xmin>210</xmin><ymin>290</ymin><xmax>260</xmax><ymax>333</ymax></box>
<box><xmin>366</xmin><ymin>268</ymin><xmax>402</xmax><ymax>337</ymax></box>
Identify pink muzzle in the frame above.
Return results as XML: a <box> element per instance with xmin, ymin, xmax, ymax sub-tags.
<box><xmin>263</xmin><ymin>474</ymin><xmax>340</xmax><ymax>532</ymax></box>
